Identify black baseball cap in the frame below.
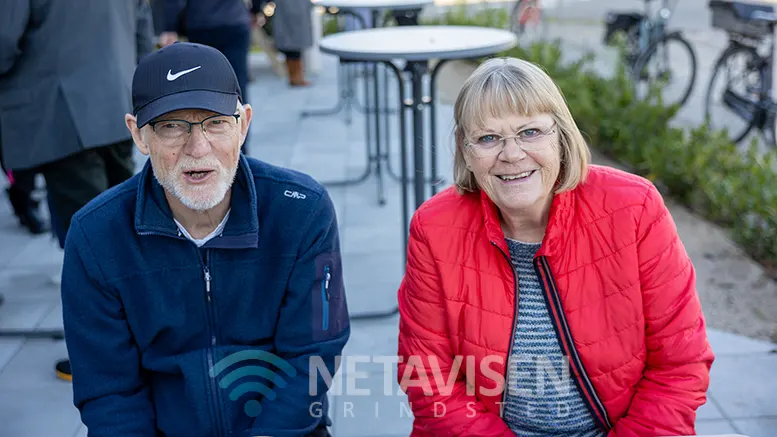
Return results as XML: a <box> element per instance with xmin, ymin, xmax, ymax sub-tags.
<box><xmin>132</xmin><ymin>42</ymin><xmax>243</xmax><ymax>128</ymax></box>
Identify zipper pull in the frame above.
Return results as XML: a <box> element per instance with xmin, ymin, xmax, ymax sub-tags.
<box><xmin>204</xmin><ymin>267</ymin><xmax>211</xmax><ymax>301</ymax></box>
<box><xmin>324</xmin><ymin>266</ymin><xmax>331</xmax><ymax>300</ymax></box>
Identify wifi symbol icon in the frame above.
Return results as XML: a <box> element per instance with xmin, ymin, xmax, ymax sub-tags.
<box><xmin>209</xmin><ymin>350</ymin><xmax>298</xmax><ymax>417</ymax></box>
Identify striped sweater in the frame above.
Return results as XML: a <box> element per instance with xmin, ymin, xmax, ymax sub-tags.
<box><xmin>502</xmin><ymin>238</ymin><xmax>605</xmax><ymax>437</ymax></box>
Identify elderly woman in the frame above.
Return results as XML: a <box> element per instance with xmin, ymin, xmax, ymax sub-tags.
<box><xmin>396</xmin><ymin>57</ymin><xmax>715</xmax><ymax>437</ymax></box>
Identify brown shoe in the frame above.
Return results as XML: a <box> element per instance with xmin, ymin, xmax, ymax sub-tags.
<box><xmin>285</xmin><ymin>58</ymin><xmax>311</xmax><ymax>87</ymax></box>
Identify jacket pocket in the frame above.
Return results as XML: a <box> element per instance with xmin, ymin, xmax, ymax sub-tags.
<box><xmin>312</xmin><ymin>252</ymin><xmax>347</xmax><ymax>341</ymax></box>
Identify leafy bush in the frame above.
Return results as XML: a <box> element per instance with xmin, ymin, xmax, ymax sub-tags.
<box><xmin>432</xmin><ymin>4</ymin><xmax>777</xmax><ymax>273</ymax></box>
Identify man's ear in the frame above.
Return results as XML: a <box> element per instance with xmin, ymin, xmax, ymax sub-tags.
<box><xmin>125</xmin><ymin>114</ymin><xmax>149</xmax><ymax>156</ymax></box>
<box><xmin>240</xmin><ymin>104</ymin><xmax>253</xmax><ymax>140</ymax></box>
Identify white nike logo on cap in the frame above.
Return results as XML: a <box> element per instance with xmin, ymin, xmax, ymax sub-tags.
<box><xmin>167</xmin><ymin>66</ymin><xmax>202</xmax><ymax>81</ymax></box>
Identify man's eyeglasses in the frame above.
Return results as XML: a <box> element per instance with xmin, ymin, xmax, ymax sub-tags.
<box><xmin>148</xmin><ymin>114</ymin><xmax>241</xmax><ymax>143</ymax></box>
<box><xmin>465</xmin><ymin>122</ymin><xmax>557</xmax><ymax>158</ymax></box>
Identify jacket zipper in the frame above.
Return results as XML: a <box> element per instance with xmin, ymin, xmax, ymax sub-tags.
<box><xmin>533</xmin><ymin>255</ymin><xmax>612</xmax><ymax>432</ymax></box>
<box><xmin>491</xmin><ymin>241</ymin><xmax>519</xmax><ymax>418</ymax></box>
<box><xmin>203</xmin><ymin>250</ymin><xmax>223</xmax><ymax>437</ymax></box>
<box><xmin>322</xmin><ymin>265</ymin><xmax>331</xmax><ymax>331</ymax></box>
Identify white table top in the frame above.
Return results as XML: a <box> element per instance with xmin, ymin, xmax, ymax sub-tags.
<box><xmin>319</xmin><ymin>25</ymin><xmax>518</xmax><ymax>61</ymax></box>
<box><xmin>312</xmin><ymin>0</ymin><xmax>431</xmax><ymax>10</ymax></box>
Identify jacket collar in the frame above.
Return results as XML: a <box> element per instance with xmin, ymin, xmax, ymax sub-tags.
<box><xmin>479</xmin><ymin>186</ymin><xmax>574</xmax><ymax>258</ymax></box>
<box><xmin>133</xmin><ymin>154</ymin><xmax>259</xmax><ymax>249</ymax></box>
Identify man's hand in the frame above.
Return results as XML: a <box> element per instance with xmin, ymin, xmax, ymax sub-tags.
<box><xmin>158</xmin><ymin>31</ymin><xmax>178</xmax><ymax>47</ymax></box>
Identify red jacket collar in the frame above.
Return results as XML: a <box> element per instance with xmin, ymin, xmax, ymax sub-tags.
<box><xmin>478</xmin><ymin>187</ymin><xmax>574</xmax><ymax>258</ymax></box>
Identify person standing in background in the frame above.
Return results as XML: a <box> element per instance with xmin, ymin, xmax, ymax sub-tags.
<box><xmin>0</xmin><ymin>0</ymin><xmax>155</xmax><ymax>382</ymax></box>
<box><xmin>157</xmin><ymin>0</ymin><xmax>260</xmax><ymax>154</ymax></box>
<box><xmin>258</xmin><ymin>0</ymin><xmax>316</xmax><ymax>87</ymax></box>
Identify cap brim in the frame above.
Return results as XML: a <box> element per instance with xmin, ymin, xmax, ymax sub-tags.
<box><xmin>135</xmin><ymin>90</ymin><xmax>239</xmax><ymax>128</ymax></box>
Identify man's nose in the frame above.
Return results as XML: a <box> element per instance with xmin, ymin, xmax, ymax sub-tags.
<box><xmin>185</xmin><ymin>126</ymin><xmax>212</xmax><ymax>157</ymax></box>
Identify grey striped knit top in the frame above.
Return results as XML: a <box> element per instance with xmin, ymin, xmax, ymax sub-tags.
<box><xmin>502</xmin><ymin>238</ymin><xmax>605</xmax><ymax>437</ymax></box>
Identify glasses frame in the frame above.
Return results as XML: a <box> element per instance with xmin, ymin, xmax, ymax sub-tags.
<box><xmin>465</xmin><ymin>122</ymin><xmax>558</xmax><ymax>158</ymax></box>
<box><xmin>147</xmin><ymin>113</ymin><xmax>241</xmax><ymax>142</ymax></box>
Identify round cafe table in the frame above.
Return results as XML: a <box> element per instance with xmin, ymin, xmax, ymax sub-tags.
<box><xmin>320</xmin><ymin>25</ymin><xmax>516</xmax><ymax>317</ymax></box>
<box><xmin>304</xmin><ymin>0</ymin><xmax>434</xmax><ymax>207</ymax></box>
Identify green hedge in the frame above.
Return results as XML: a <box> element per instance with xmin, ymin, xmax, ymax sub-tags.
<box><xmin>429</xmin><ymin>5</ymin><xmax>777</xmax><ymax>274</ymax></box>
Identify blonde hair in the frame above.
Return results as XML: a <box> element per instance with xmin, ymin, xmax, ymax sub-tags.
<box><xmin>452</xmin><ymin>57</ymin><xmax>590</xmax><ymax>194</ymax></box>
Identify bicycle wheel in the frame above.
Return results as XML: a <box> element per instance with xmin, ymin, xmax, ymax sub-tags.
<box><xmin>631</xmin><ymin>32</ymin><xmax>698</xmax><ymax>109</ymax></box>
<box><xmin>510</xmin><ymin>0</ymin><xmax>542</xmax><ymax>37</ymax></box>
<box><xmin>704</xmin><ymin>44</ymin><xmax>766</xmax><ymax>144</ymax></box>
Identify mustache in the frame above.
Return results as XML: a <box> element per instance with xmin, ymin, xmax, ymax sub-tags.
<box><xmin>176</xmin><ymin>157</ymin><xmax>222</xmax><ymax>172</ymax></box>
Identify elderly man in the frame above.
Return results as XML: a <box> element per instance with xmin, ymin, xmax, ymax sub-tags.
<box><xmin>61</xmin><ymin>42</ymin><xmax>350</xmax><ymax>437</ymax></box>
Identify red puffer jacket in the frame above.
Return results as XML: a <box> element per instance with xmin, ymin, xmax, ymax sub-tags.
<box><xmin>397</xmin><ymin>165</ymin><xmax>715</xmax><ymax>437</ymax></box>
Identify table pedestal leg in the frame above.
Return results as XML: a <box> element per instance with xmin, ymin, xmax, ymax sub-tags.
<box><xmin>408</xmin><ymin>61</ymin><xmax>427</xmax><ymax>210</ymax></box>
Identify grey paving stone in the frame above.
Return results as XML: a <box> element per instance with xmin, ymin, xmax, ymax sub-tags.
<box><xmin>330</xmin><ymin>366</ymin><xmax>413</xmax><ymax>437</ymax></box>
<box><xmin>694</xmin><ymin>419</ymin><xmax>740</xmax><ymax>435</ymax></box>
<box><xmin>37</xmin><ymin>302</ymin><xmax>63</xmax><ymax>331</ymax></box>
<box><xmin>0</xmin><ymin>387</ymin><xmax>82</xmax><ymax>437</ymax></box>
<box><xmin>0</xmin><ymin>340</ymin><xmax>68</xmax><ymax>390</ymax></box>
<box><xmin>697</xmin><ymin>393</ymin><xmax>726</xmax><ymax>421</ymax></box>
<box><xmin>341</xmin><ymin>316</ymin><xmax>400</xmax><ymax>359</ymax></box>
<box><xmin>0</xmin><ymin>300</ymin><xmax>55</xmax><ymax>331</ymax></box>
<box><xmin>0</xmin><ymin>338</ymin><xmax>24</xmax><ymax>372</ymax></box>
<box><xmin>343</xmin><ymin>249</ymin><xmax>403</xmax><ymax>280</ymax></box>
<box><xmin>0</xmin><ymin>264</ymin><xmax>61</xmax><ymax>302</ymax></box>
<box><xmin>342</xmin><ymin>222</ymin><xmax>404</xmax><ymax>255</ymax></box>
<box><xmin>73</xmin><ymin>425</ymin><xmax>88</xmax><ymax>437</ymax></box>
<box><xmin>708</xmin><ymin>354</ymin><xmax>777</xmax><ymax>419</ymax></box>
<box><xmin>708</xmin><ymin>328</ymin><xmax>777</xmax><ymax>356</ymax></box>
<box><xmin>6</xmin><ymin>235</ymin><xmax>63</xmax><ymax>268</ymax></box>
<box><xmin>731</xmin><ymin>417</ymin><xmax>777</xmax><ymax>437</ymax></box>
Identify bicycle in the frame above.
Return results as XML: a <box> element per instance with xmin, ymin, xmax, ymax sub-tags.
<box><xmin>704</xmin><ymin>0</ymin><xmax>777</xmax><ymax>149</ymax></box>
<box><xmin>603</xmin><ymin>0</ymin><xmax>698</xmax><ymax>109</ymax></box>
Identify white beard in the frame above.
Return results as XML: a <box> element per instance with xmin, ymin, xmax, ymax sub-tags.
<box><xmin>151</xmin><ymin>154</ymin><xmax>238</xmax><ymax>212</ymax></box>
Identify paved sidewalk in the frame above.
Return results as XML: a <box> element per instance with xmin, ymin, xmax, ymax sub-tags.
<box><xmin>1</xmin><ymin>42</ymin><xmax>777</xmax><ymax>437</ymax></box>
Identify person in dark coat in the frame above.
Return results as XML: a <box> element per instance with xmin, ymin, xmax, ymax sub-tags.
<box><xmin>255</xmin><ymin>0</ymin><xmax>315</xmax><ymax>86</ymax></box>
<box><xmin>0</xmin><ymin>0</ymin><xmax>155</xmax><ymax>381</ymax></box>
<box><xmin>157</xmin><ymin>0</ymin><xmax>260</xmax><ymax>153</ymax></box>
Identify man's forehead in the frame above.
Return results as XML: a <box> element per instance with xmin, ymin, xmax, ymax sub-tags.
<box><xmin>154</xmin><ymin>108</ymin><xmax>222</xmax><ymax>121</ymax></box>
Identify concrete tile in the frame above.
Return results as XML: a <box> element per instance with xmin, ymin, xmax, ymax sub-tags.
<box><xmin>0</xmin><ymin>300</ymin><xmax>55</xmax><ymax>331</ymax></box>
<box><xmin>0</xmin><ymin>338</ymin><xmax>24</xmax><ymax>371</ymax></box>
<box><xmin>0</xmin><ymin>340</ymin><xmax>69</xmax><ymax>390</ymax></box>
<box><xmin>37</xmin><ymin>302</ymin><xmax>63</xmax><ymax>331</ymax></box>
<box><xmin>697</xmin><ymin>394</ymin><xmax>726</xmax><ymax>421</ymax></box>
<box><xmin>288</xmin><ymin>150</ymin><xmax>350</xmax><ymax>183</ymax></box>
<box><xmin>343</xmin><ymin>280</ymin><xmax>401</xmax><ymax>321</ymax></box>
<box><xmin>250</xmin><ymin>147</ymin><xmax>295</xmax><ymax>169</ymax></box>
<box><xmin>73</xmin><ymin>425</ymin><xmax>88</xmax><ymax>437</ymax></box>
<box><xmin>0</xmin><ymin>387</ymin><xmax>82</xmax><ymax>437</ymax></box>
<box><xmin>0</xmin><ymin>232</ymin><xmax>36</xmax><ymax>270</ymax></box>
<box><xmin>0</xmin><ymin>264</ymin><xmax>62</xmax><ymax>302</ymax></box>
<box><xmin>342</xmin><ymin>223</ymin><xmax>404</xmax><ymax>255</ymax></box>
<box><xmin>732</xmin><ymin>417</ymin><xmax>777</xmax><ymax>437</ymax></box>
<box><xmin>708</xmin><ymin>354</ymin><xmax>777</xmax><ymax>419</ymax></box>
<box><xmin>707</xmin><ymin>328</ymin><xmax>777</xmax><ymax>356</ymax></box>
<box><xmin>341</xmin><ymin>316</ymin><xmax>400</xmax><ymax>359</ymax></box>
<box><xmin>694</xmin><ymin>419</ymin><xmax>739</xmax><ymax>435</ymax></box>
<box><xmin>342</xmin><ymin>251</ymin><xmax>404</xmax><ymax>317</ymax></box>
<box><xmin>343</xmin><ymin>250</ymin><xmax>403</xmax><ymax>286</ymax></box>
<box><xmin>6</xmin><ymin>236</ymin><xmax>63</xmax><ymax>267</ymax></box>
<box><xmin>330</xmin><ymin>366</ymin><xmax>413</xmax><ymax>437</ymax></box>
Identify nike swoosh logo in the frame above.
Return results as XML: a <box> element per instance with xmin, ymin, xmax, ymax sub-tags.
<box><xmin>167</xmin><ymin>66</ymin><xmax>202</xmax><ymax>81</ymax></box>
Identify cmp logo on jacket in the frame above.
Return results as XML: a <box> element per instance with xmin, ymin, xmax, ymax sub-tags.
<box><xmin>284</xmin><ymin>190</ymin><xmax>306</xmax><ymax>200</ymax></box>
<box><xmin>208</xmin><ymin>350</ymin><xmax>297</xmax><ymax>417</ymax></box>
